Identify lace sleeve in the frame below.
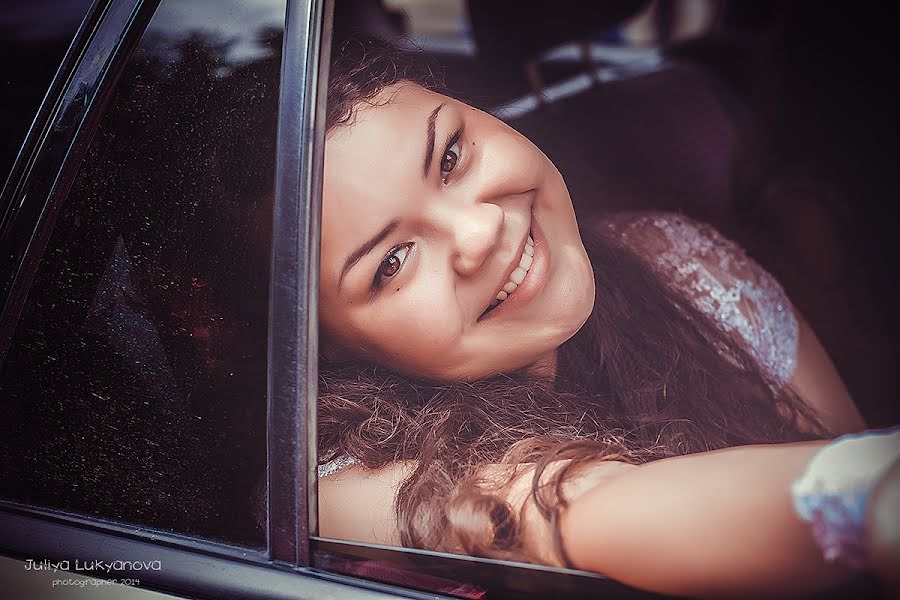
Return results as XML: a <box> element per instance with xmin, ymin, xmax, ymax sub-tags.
<box><xmin>791</xmin><ymin>426</ymin><xmax>900</xmax><ymax>568</ymax></box>
<box><xmin>607</xmin><ymin>212</ymin><xmax>798</xmax><ymax>386</ymax></box>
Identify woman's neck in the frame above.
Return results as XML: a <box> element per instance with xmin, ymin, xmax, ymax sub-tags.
<box><xmin>524</xmin><ymin>349</ymin><xmax>559</xmax><ymax>381</ymax></box>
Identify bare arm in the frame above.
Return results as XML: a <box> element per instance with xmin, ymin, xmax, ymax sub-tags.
<box><xmin>319</xmin><ymin>441</ymin><xmax>871</xmax><ymax>598</ymax></box>
<box><xmin>789</xmin><ymin>313</ymin><xmax>866</xmax><ymax>434</ymax></box>
<box><xmin>559</xmin><ymin>440</ymin><xmax>854</xmax><ymax>599</ymax></box>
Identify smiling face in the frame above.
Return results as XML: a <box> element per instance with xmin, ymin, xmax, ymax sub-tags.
<box><xmin>319</xmin><ymin>83</ymin><xmax>595</xmax><ymax>381</ymax></box>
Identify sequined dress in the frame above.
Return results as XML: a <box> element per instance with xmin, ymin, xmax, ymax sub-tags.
<box><xmin>609</xmin><ymin>212</ymin><xmax>798</xmax><ymax>385</ymax></box>
<box><xmin>318</xmin><ymin>213</ymin><xmax>799</xmax><ymax>478</ymax></box>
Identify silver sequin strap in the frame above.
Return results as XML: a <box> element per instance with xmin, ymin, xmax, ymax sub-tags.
<box><xmin>318</xmin><ymin>455</ymin><xmax>358</xmax><ymax>478</ymax></box>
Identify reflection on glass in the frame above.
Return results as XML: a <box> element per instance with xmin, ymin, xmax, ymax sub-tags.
<box><xmin>0</xmin><ymin>0</ymin><xmax>285</xmax><ymax>547</ymax></box>
<box><xmin>146</xmin><ymin>0</ymin><xmax>284</xmax><ymax>65</ymax></box>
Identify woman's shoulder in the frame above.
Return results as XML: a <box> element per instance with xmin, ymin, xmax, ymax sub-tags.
<box><xmin>318</xmin><ymin>460</ymin><xmax>416</xmax><ymax>545</ymax></box>
<box><xmin>596</xmin><ymin>211</ymin><xmax>739</xmax><ymax>265</ymax></box>
<box><xmin>596</xmin><ymin>210</ymin><xmax>798</xmax><ymax>385</ymax></box>
<box><xmin>595</xmin><ymin>210</ymin><xmax>769</xmax><ymax>306</ymax></box>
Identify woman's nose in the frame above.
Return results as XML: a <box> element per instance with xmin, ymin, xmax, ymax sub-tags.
<box><xmin>431</xmin><ymin>200</ymin><xmax>504</xmax><ymax>276</ymax></box>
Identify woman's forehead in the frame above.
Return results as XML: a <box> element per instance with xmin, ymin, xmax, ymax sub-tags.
<box><xmin>325</xmin><ymin>84</ymin><xmax>442</xmax><ymax>178</ymax></box>
<box><xmin>328</xmin><ymin>82</ymin><xmax>443</xmax><ymax>141</ymax></box>
<box><xmin>324</xmin><ymin>84</ymin><xmax>452</xmax><ymax>204</ymax></box>
<box><xmin>320</xmin><ymin>84</ymin><xmax>444</xmax><ymax>291</ymax></box>
<box><xmin>324</xmin><ymin>112</ymin><xmax>420</xmax><ymax>214</ymax></box>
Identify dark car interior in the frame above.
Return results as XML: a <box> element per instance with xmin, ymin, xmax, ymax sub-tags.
<box><xmin>333</xmin><ymin>0</ymin><xmax>900</xmax><ymax>430</ymax></box>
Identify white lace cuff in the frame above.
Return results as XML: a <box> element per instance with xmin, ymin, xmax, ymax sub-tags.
<box><xmin>790</xmin><ymin>427</ymin><xmax>900</xmax><ymax>568</ymax></box>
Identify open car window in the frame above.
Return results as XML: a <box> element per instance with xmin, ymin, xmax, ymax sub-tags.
<box><xmin>311</xmin><ymin>1</ymin><xmax>898</xmax><ymax>599</ymax></box>
<box><xmin>312</xmin><ymin>1</ymin><xmax>698</xmax><ymax>597</ymax></box>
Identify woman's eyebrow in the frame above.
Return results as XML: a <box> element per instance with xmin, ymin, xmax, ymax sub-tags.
<box><xmin>422</xmin><ymin>102</ymin><xmax>445</xmax><ymax>178</ymax></box>
<box><xmin>337</xmin><ymin>218</ymin><xmax>401</xmax><ymax>292</ymax></box>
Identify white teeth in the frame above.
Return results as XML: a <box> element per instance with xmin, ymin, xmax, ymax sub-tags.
<box><xmin>519</xmin><ymin>252</ymin><xmax>533</xmax><ymax>270</ymax></box>
<box><xmin>485</xmin><ymin>232</ymin><xmax>535</xmax><ymax>315</ymax></box>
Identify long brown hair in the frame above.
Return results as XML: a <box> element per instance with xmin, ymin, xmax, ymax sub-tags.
<box><xmin>318</xmin><ymin>34</ymin><xmax>826</xmax><ymax>566</ymax></box>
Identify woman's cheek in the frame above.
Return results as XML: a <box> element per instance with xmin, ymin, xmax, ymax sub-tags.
<box><xmin>377</xmin><ymin>307</ymin><xmax>462</xmax><ymax>363</ymax></box>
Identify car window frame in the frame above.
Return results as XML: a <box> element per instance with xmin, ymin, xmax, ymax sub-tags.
<box><xmin>267</xmin><ymin>0</ymin><xmax>330</xmax><ymax>567</ymax></box>
<box><xmin>0</xmin><ymin>0</ymin><xmax>156</xmax><ymax>362</ymax></box>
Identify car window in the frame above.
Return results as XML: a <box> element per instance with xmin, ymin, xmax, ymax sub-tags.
<box><xmin>0</xmin><ymin>0</ymin><xmax>95</xmax><ymax>186</ymax></box>
<box><xmin>0</xmin><ymin>0</ymin><xmax>285</xmax><ymax>547</ymax></box>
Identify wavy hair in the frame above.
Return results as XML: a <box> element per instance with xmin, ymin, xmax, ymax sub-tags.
<box><xmin>318</xmin><ymin>34</ymin><xmax>826</xmax><ymax>566</ymax></box>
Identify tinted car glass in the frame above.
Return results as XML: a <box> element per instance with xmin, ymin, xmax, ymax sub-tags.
<box><xmin>0</xmin><ymin>0</ymin><xmax>94</xmax><ymax>186</ymax></box>
<box><xmin>0</xmin><ymin>0</ymin><xmax>285</xmax><ymax>546</ymax></box>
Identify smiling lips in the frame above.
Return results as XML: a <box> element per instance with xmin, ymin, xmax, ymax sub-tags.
<box><xmin>481</xmin><ymin>233</ymin><xmax>535</xmax><ymax>317</ymax></box>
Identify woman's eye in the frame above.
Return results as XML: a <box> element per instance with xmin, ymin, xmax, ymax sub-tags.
<box><xmin>440</xmin><ymin>130</ymin><xmax>462</xmax><ymax>182</ymax></box>
<box><xmin>374</xmin><ymin>243</ymin><xmax>412</xmax><ymax>289</ymax></box>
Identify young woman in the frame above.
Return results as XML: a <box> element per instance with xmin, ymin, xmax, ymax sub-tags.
<box><xmin>314</xmin><ymin>35</ymin><xmax>886</xmax><ymax>597</ymax></box>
